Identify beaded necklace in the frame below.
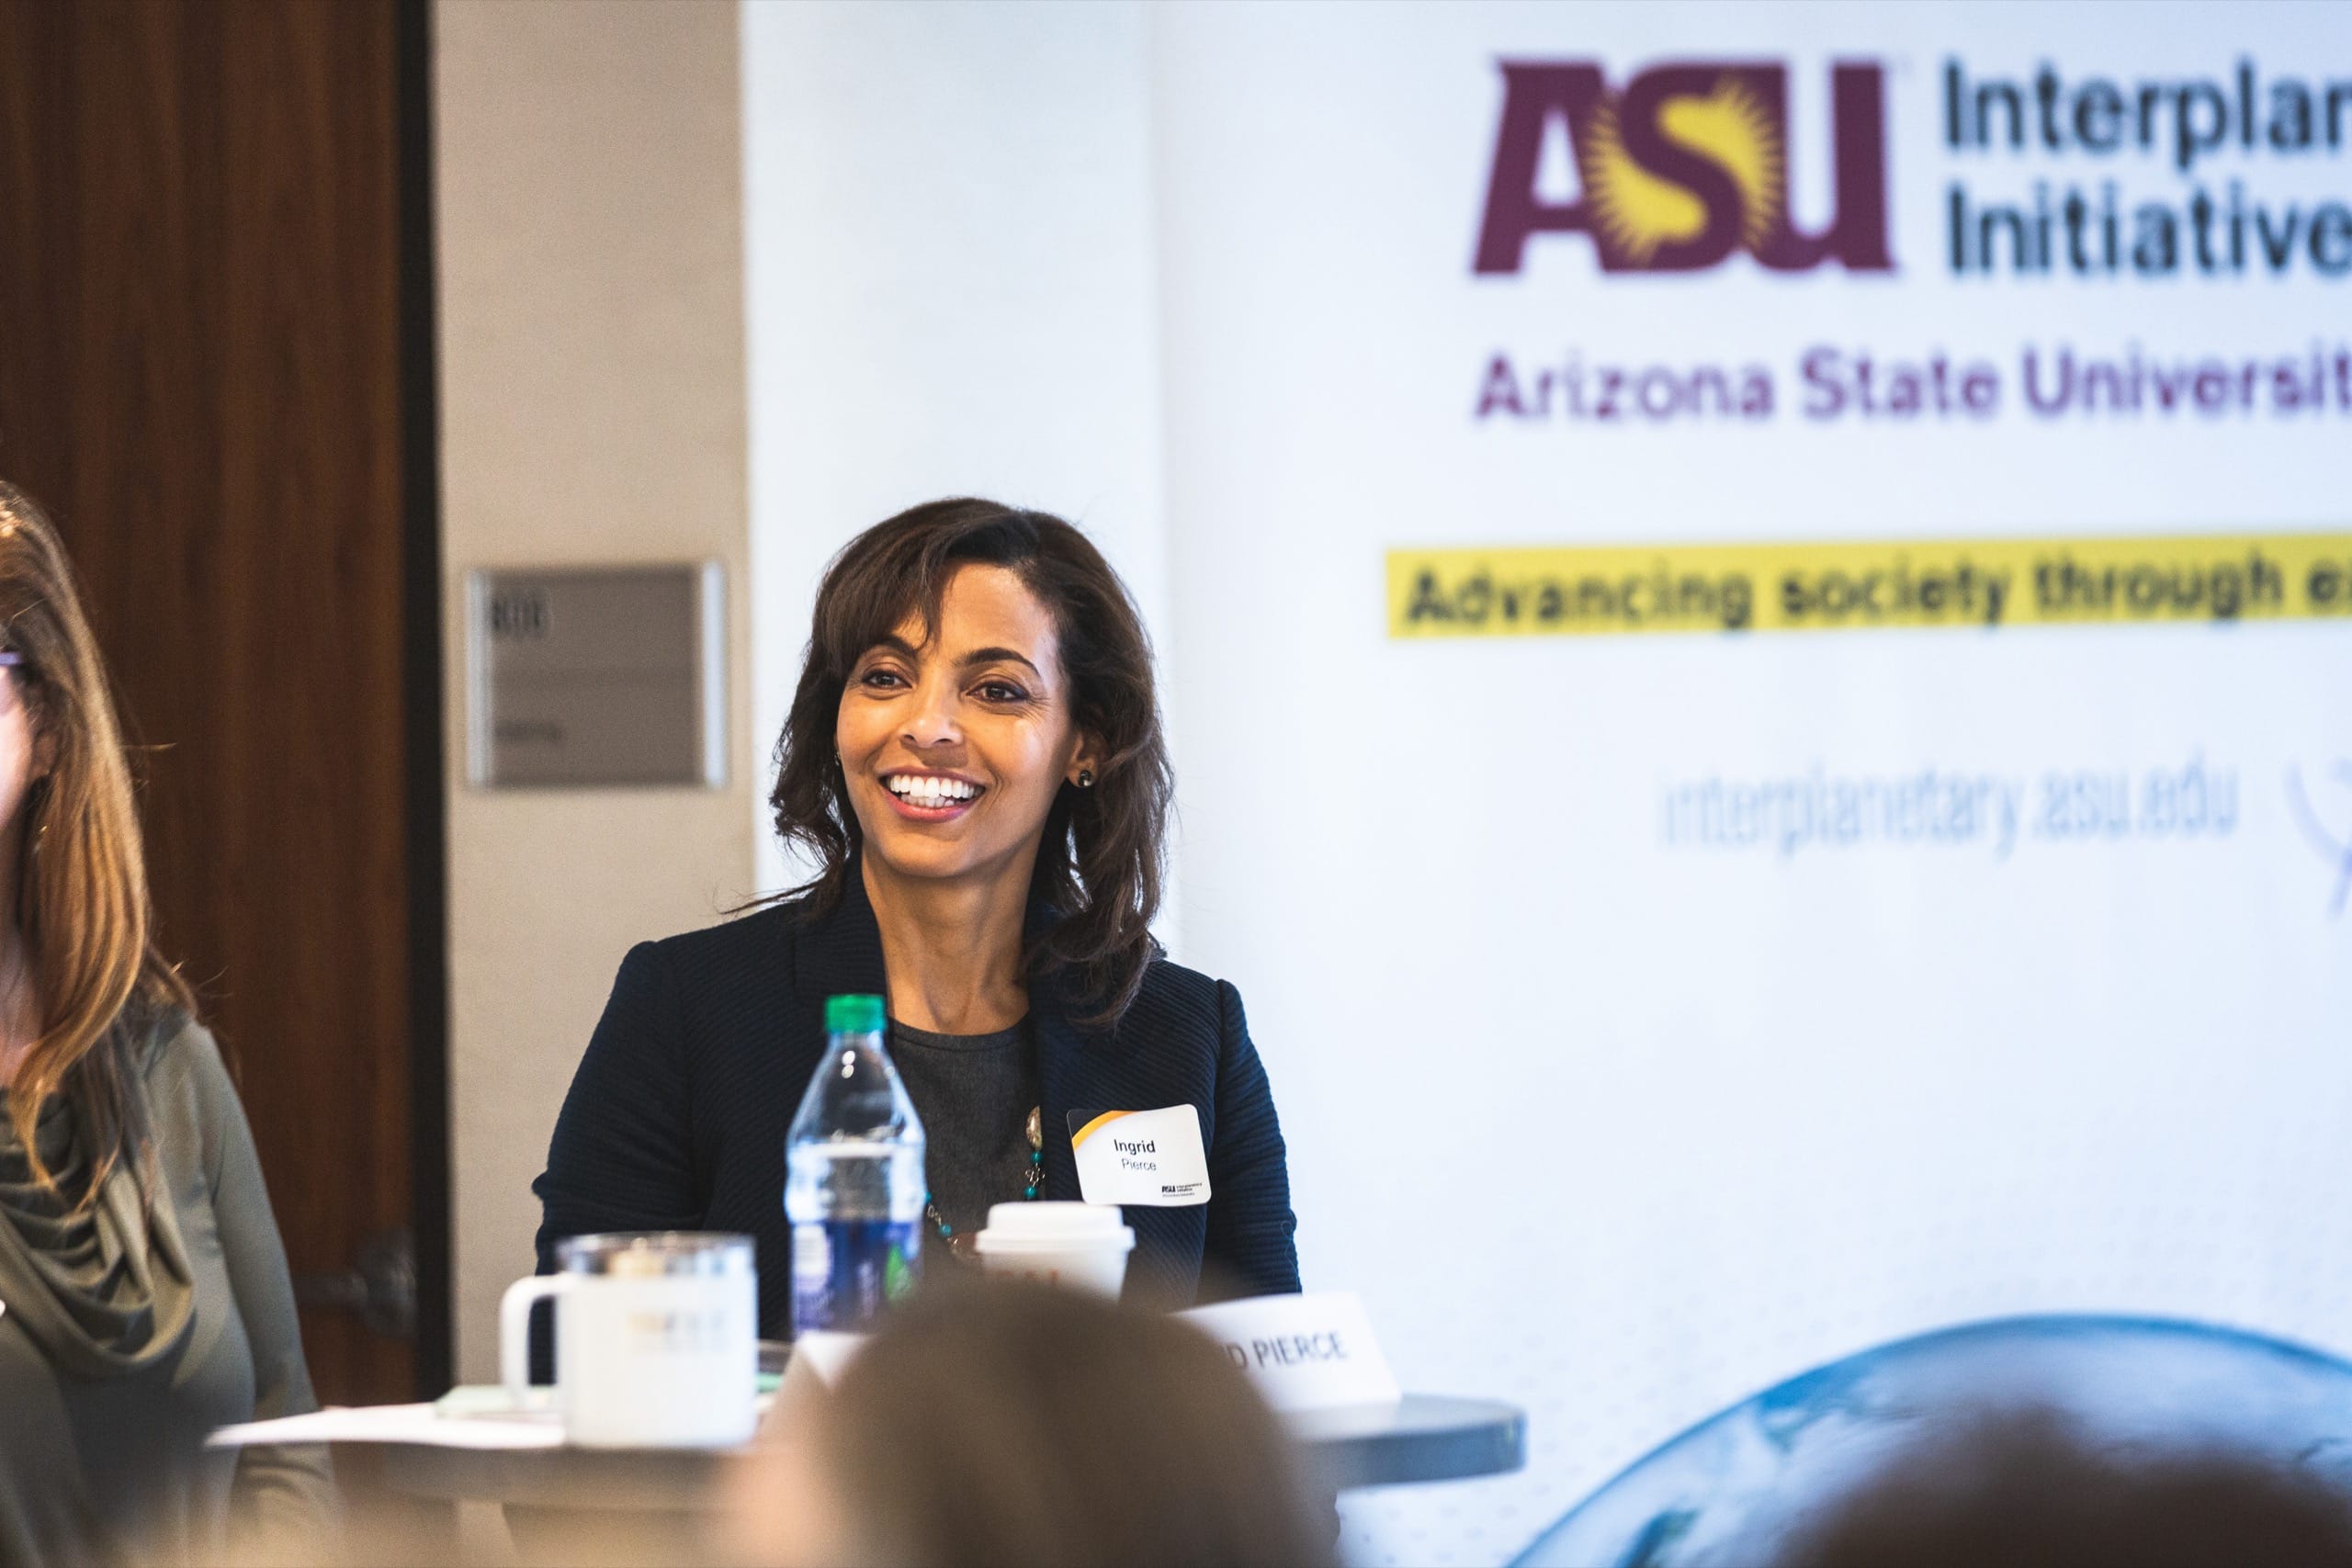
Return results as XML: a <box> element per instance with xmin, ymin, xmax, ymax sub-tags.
<box><xmin>925</xmin><ymin>1105</ymin><xmax>1043</xmax><ymax>1259</ymax></box>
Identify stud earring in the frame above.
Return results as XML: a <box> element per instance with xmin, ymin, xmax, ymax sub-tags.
<box><xmin>1076</xmin><ymin>769</ymin><xmax>1095</xmax><ymax>788</ymax></box>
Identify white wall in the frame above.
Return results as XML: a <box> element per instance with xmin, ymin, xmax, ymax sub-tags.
<box><xmin>741</xmin><ymin>0</ymin><xmax>1170</xmax><ymax>910</ymax></box>
<box><xmin>436</xmin><ymin>0</ymin><xmax>754</xmax><ymax>1387</ymax></box>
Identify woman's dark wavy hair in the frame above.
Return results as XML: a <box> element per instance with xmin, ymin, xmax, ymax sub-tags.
<box><xmin>770</xmin><ymin>499</ymin><xmax>1172</xmax><ymax>1026</ymax></box>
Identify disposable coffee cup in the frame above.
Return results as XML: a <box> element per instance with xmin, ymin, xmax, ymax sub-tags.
<box><xmin>972</xmin><ymin>1201</ymin><xmax>1134</xmax><ymax>1296</ymax></box>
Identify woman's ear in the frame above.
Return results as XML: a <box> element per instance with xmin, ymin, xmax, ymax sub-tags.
<box><xmin>1068</xmin><ymin>731</ymin><xmax>1104</xmax><ymax>789</ymax></box>
<box><xmin>30</xmin><ymin>728</ymin><xmax>55</xmax><ymax>783</ymax></box>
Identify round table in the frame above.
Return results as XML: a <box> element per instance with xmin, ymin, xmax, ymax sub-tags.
<box><xmin>1292</xmin><ymin>1395</ymin><xmax>1527</xmax><ymax>1490</ymax></box>
<box><xmin>373</xmin><ymin>1393</ymin><xmax>1524</xmax><ymax>1506</ymax></box>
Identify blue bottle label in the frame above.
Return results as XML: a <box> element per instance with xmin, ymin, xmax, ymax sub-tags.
<box><xmin>791</xmin><ymin>1219</ymin><xmax>921</xmax><ymax>1334</ymax></box>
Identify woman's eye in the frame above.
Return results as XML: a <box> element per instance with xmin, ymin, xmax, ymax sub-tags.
<box><xmin>976</xmin><ymin>681</ymin><xmax>1027</xmax><ymax>704</ymax></box>
<box><xmin>859</xmin><ymin>668</ymin><xmax>906</xmax><ymax>689</ymax></box>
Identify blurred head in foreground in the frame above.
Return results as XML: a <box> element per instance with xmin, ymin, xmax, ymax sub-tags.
<box><xmin>1774</xmin><ymin>1406</ymin><xmax>2352</xmax><ymax>1568</ymax></box>
<box><xmin>730</xmin><ymin>1277</ymin><xmax>1333</xmax><ymax>1568</ymax></box>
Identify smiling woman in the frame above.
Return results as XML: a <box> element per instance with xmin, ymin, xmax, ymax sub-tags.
<box><xmin>837</xmin><ymin>570</ymin><xmax>1104</xmax><ymax>1005</ymax></box>
<box><xmin>534</xmin><ymin>499</ymin><xmax>1299</xmax><ymax>1341</ymax></box>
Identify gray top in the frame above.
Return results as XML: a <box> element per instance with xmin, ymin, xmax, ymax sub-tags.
<box><xmin>888</xmin><ymin>1016</ymin><xmax>1038</xmax><ymax>1246</ymax></box>
<box><xmin>0</xmin><ymin>1010</ymin><xmax>334</xmax><ymax>1565</ymax></box>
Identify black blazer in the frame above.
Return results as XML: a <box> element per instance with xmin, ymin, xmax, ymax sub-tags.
<box><xmin>534</xmin><ymin>871</ymin><xmax>1300</xmax><ymax>1335</ymax></box>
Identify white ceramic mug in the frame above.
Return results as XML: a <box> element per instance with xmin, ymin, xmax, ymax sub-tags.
<box><xmin>971</xmin><ymin>1201</ymin><xmax>1134</xmax><ymax>1296</ymax></box>
<box><xmin>499</xmin><ymin>1232</ymin><xmax>757</xmax><ymax>1449</ymax></box>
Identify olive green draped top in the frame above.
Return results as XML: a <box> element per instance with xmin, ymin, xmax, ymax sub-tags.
<box><xmin>0</xmin><ymin>1011</ymin><xmax>334</xmax><ymax>1564</ymax></box>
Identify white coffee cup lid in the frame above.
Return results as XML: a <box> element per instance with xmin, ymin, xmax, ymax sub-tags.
<box><xmin>973</xmin><ymin>1200</ymin><xmax>1134</xmax><ymax>1253</ymax></box>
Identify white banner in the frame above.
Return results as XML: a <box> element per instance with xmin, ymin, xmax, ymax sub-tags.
<box><xmin>745</xmin><ymin>5</ymin><xmax>2352</xmax><ymax>1562</ymax></box>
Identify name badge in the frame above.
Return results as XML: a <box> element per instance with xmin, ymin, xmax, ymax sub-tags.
<box><xmin>1068</xmin><ymin>1105</ymin><xmax>1212</xmax><ymax>1206</ymax></box>
<box><xmin>1179</xmin><ymin>1292</ymin><xmax>1402</xmax><ymax>1412</ymax></box>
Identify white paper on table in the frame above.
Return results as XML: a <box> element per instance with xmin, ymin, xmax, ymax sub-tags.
<box><xmin>781</xmin><ymin>1330</ymin><xmax>868</xmax><ymax>1391</ymax></box>
<box><xmin>206</xmin><ymin>1404</ymin><xmax>565</xmax><ymax>1451</ymax></box>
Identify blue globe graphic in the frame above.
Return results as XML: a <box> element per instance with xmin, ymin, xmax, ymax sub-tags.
<box><xmin>1514</xmin><ymin>1315</ymin><xmax>2352</xmax><ymax>1568</ymax></box>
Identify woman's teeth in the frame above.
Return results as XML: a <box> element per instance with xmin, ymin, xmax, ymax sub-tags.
<box><xmin>887</xmin><ymin>775</ymin><xmax>978</xmax><ymax>807</ymax></box>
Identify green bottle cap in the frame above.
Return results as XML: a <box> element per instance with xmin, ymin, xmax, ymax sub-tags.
<box><xmin>826</xmin><ymin>993</ymin><xmax>886</xmax><ymax>1034</ymax></box>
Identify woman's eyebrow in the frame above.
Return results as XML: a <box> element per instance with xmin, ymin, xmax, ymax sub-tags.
<box><xmin>957</xmin><ymin>646</ymin><xmax>1042</xmax><ymax>676</ymax></box>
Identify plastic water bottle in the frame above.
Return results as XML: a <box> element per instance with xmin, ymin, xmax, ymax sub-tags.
<box><xmin>785</xmin><ymin>993</ymin><xmax>926</xmax><ymax>1334</ymax></box>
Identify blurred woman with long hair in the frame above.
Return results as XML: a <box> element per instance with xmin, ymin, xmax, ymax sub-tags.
<box><xmin>0</xmin><ymin>484</ymin><xmax>332</xmax><ymax>1563</ymax></box>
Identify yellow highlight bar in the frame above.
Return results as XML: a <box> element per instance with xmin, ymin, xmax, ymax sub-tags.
<box><xmin>1069</xmin><ymin>1111</ymin><xmax>1132</xmax><ymax>1150</ymax></box>
<box><xmin>1387</xmin><ymin>533</ymin><xmax>2352</xmax><ymax>637</ymax></box>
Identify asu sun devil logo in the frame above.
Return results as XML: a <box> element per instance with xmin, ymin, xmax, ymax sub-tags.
<box><xmin>1474</xmin><ymin>61</ymin><xmax>1893</xmax><ymax>275</ymax></box>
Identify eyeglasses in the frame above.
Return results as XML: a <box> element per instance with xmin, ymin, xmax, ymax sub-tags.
<box><xmin>0</xmin><ymin>652</ymin><xmax>19</xmax><ymax>667</ymax></box>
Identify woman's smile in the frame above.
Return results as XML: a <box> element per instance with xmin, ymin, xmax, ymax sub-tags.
<box><xmin>879</xmin><ymin>768</ymin><xmax>988</xmax><ymax>822</ymax></box>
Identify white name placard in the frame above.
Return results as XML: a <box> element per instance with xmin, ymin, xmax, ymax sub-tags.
<box><xmin>776</xmin><ymin>1329</ymin><xmax>867</xmax><ymax>1405</ymax></box>
<box><xmin>1179</xmin><ymin>1292</ymin><xmax>1403</xmax><ymax>1412</ymax></box>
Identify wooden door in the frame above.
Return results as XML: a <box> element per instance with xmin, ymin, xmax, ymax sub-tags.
<box><xmin>0</xmin><ymin>0</ymin><xmax>447</xmax><ymax>1403</ymax></box>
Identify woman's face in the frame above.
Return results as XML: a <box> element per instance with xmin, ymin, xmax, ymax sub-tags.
<box><xmin>0</xmin><ymin>670</ymin><xmax>40</xmax><ymax>846</ymax></box>
<box><xmin>837</xmin><ymin>564</ymin><xmax>1097</xmax><ymax>889</ymax></box>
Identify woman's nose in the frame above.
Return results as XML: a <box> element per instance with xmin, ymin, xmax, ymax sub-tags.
<box><xmin>901</xmin><ymin>680</ymin><xmax>961</xmax><ymax>748</ymax></box>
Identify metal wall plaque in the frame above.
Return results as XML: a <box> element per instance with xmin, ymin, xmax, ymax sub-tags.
<box><xmin>466</xmin><ymin>562</ymin><xmax>726</xmax><ymax>788</ymax></box>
